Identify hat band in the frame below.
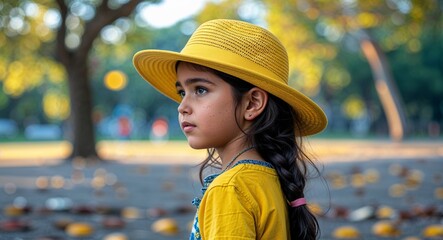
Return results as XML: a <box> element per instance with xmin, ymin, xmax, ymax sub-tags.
<box><xmin>180</xmin><ymin>45</ymin><xmax>288</xmax><ymax>85</ymax></box>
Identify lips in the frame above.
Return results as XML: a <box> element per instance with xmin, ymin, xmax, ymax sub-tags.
<box><xmin>181</xmin><ymin>121</ymin><xmax>196</xmax><ymax>133</ymax></box>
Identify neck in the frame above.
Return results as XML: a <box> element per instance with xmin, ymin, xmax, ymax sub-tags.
<box><xmin>221</xmin><ymin>146</ymin><xmax>255</xmax><ymax>172</ymax></box>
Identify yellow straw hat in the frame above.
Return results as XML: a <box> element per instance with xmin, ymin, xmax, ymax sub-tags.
<box><xmin>133</xmin><ymin>19</ymin><xmax>327</xmax><ymax>136</ymax></box>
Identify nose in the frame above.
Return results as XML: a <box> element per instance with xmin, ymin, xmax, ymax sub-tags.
<box><xmin>177</xmin><ymin>98</ymin><xmax>190</xmax><ymax>115</ymax></box>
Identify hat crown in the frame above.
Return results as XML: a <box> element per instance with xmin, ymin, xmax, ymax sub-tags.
<box><xmin>182</xmin><ymin>19</ymin><xmax>289</xmax><ymax>84</ymax></box>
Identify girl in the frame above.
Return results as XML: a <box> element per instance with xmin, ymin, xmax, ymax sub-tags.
<box><xmin>133</xmin><ymin>19</ymin><xmax>327</xmax><ymax>240</ymax></box>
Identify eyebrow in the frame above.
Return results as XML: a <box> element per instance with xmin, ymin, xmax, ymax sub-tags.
<box><xmin>175</xmin><ymin>78</ymin><xmax>215</xmax><ymax>88</ymax></box>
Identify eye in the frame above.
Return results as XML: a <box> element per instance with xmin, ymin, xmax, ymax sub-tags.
<box><xmin>195</xmin><ymin>86</ymin><xmax>208</xmax><ymax>95</ymax></box>
<box><xmin>177</xmin><ymin>89</ymin><xmax>185</xmax><ymax>98</ymax></box>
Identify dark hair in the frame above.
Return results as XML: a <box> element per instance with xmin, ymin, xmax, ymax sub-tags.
<box><xmin>179</xmin><ymin>62</ymin><xmax>321</xmax><ymax>240</ymax></box>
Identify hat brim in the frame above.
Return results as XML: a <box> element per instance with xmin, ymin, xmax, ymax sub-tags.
<box><xmin>133</xmin><ymin>50</ymin><xmax>327</xmax><ymax>136</ymax></box>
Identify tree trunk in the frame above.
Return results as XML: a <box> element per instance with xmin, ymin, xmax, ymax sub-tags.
<box><xmin>66</xmin><ymin>59</ymin><xmax>98</xmax><ymax>159</ymax></box>
<box><xmin>360</xmin><ymin>38</ymin><xmax>408</xmax><ymax>141</ymax></box>
<box><xmin>54</xmin><ymin>0</ymin><xmax>143</xmax><ymax>160</ymax></box>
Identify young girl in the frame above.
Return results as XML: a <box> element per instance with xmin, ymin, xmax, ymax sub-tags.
<box><xmin>133</xmin><ymin>19</ymin><xmax>327</xmax><ymax>240</ymax></box>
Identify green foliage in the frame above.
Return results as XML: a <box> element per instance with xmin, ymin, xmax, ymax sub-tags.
<box><xmin>259</xmin><ymin>0</ymin><xmax>442</xmax><ymax>136</ymax></box>
<box><xmin>0</xmin><ymin>0</ymin><xmax>441</xmax><ymax>139</ymax></box>
<box><xmin>89</xmin><ymin>23</ymin><xmax>189</xmax><ymax>116</ymax></box>
<box><xmin>390</xmin><ymin>28</ymin><xmax>443</xmax><ymax>122</ymax></box>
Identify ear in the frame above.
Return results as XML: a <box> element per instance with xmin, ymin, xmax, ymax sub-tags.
<box><xmin>243</xmin><ymin>87</ymin><xmax>268</xmax><ymax>121</ymax></box>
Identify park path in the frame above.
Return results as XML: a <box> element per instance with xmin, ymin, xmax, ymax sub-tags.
<box><xmin>0</xmin><ymin>139</ymin><xmax>441</xmax><ymax>166</ymax></box>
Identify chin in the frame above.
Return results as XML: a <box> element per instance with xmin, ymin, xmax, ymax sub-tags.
<box><xmin>187</xmin><ymin>143</ymin><xmax>207</xmax><ymax>150</ymax></box>
<box><xmin>186</xmin><ymin>140</ymin><xmax>210</xmax><ymax>150</ymax></box>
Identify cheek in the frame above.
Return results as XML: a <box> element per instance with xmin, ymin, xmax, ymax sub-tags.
<box><xmin>202</xmin><ymin>102</ymin><xmax>235</xmax><ymax>126</ymax></box>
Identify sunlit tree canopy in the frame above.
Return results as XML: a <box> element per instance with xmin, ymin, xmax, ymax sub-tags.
<box><xmin>0</xmin><ymin>0</ymin><xmax>441</xmax><ymax>144</ymax></box>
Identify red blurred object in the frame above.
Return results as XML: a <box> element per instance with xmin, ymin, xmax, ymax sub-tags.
<box><xmin>102</xmin><ymin>216</ymin><xmax>125</xmax><ymax>229</ymax></box>
<box><xmin>71</xmin><ymin>205</ymin><xmax>95</xmax><ymax>215</ymax></box>
<box><xmin>0</xmin><ymin>219</ymin><xmax>32</xmax><ymax>232</ymax></box>
<box><xmin>147</xmin><ymin>207</ymin><xmax>168</xmax><ymax>218</ymax></box>
<box><xmin>118</xmin><ymin>116</ymin><xmax>131</xmax><ymax>138</ymax></box>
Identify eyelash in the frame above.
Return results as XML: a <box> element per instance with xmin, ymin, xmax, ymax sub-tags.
<box><xmin>177</xmin><ymin>86</ymin><xmax>208</xmax><ymax>98</ymax></box>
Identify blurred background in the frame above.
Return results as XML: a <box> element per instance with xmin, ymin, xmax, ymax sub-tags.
<box><xmin>0</xmin><ymin>0</ymin><xmax>442</xmax><ymax>239</ymax></box>
<box><xmin>0</xmin><ymin>0</ymin><xmax>441</xmax><ymax>149</ymax></box>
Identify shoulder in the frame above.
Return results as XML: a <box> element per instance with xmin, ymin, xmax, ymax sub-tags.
<box><xmin>198</xmin><ymin>162</ymin><xmax>289</xmax><ymax>239</ymax></box>
<box><xmin>206</xmin><ymin>163</ymin><xmax>284</xmax><ymax>206</ymax></box>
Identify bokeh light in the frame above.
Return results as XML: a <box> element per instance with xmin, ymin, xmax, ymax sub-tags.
<box><xmin>104</xmin><ymin>70</ymin><xmax>127</xmax><ymax>91</ymax></box>
<box><xmin>151</xmin><ymin>118</ymin><xmax>169</xmax><ymax>138</ymax></box>
<box><xmin>357</xmin><ymin>12</ymin><xmax>379</xmax><ymax>28</ymax></box>
<box><xmin>43</xmin><ymin>91</ymin><xmax>70</xmax><ymax>120</ymax></box>
<box><xmin>325</xmin><ymin>66</ymin><xmax>351</xmax><ymax>90</ymax></box>
<box><xmin>100</xmin><ymin>25</ymin><xmax>125</xmax><ymax>45</ymax></box>
<box><xmin>43</xmin><ymin>8</ymin><xmax>61</xmax><ymax>29</ymax></box>
<box><xmin>342</xmin><ymin>95</ymin><xmax>366</xmax><ymax>120</ymax></box>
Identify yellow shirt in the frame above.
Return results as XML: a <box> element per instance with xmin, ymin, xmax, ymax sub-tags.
<box><xmin>196</xmin><ymin>160</ymin><xmax>289</xmax><ymax>239</ymax></box>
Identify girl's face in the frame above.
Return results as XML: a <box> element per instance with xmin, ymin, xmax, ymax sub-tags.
<box><xmin>176</xmin><ymin>62</ymin><xmax>246</xmax><ymax>150</ymax></box>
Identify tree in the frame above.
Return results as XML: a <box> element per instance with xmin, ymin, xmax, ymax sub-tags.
<box><xmin>0</xmin><ymin>2</ymin><xmax>71</xmax><ymax>125</ymax></box>
<box><xmin>359</xmin><ymin>34</ymin><xmax>407</xmax><ymax>141</ymax></box>
<box><xmin>262</xmin><ymin>0</ymin><xmax>440</xmax><ymax>141</ymax></box>
<box><xmin>55</xmin><ymin>0</ymin><xmax>146</xmax><ymax>159</ymax></box>
<box><xmin>0</xmin><ymin>0</ymin><xmax>160</xmax><ymax>159</ymax></box>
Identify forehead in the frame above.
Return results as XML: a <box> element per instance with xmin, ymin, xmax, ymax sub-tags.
<box><xmin>176</xmin><ymin>61</ymin><xmax>214</xmax><ymax>72</ymax></box>
<box><xmin>176</xmin><ymin>63</ymin><xmax>225</xmax><ymax>86</ymax></box>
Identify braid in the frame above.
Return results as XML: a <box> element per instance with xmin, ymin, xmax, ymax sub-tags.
<box><xmin>249</xmin><ymin>96</ymin><xmax>320</xmax><ymax>240</ymax></box>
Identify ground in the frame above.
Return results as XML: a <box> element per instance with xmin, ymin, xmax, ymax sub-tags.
<box><xmin>0</xmin><ymin>140</ymin><xmax>442</xmax><ymax>239</ymax></box>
